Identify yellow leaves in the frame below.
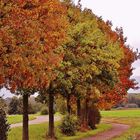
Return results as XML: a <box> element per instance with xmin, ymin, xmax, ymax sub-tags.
<box><xmin>89</xmin><ymin>87</ymin><xmax>100</xmax><ymax>100</ymax></box>
<box><xmin>91</xmin><ymin>65</ymin><xmax>100</xmax><ymax>75</ymax></box>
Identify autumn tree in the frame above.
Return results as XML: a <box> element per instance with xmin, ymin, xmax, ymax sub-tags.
<box><xmin>55</xmin><ymin>1</ymin><xmax>123</xmax><ymax>130</ymax></box>
<box><xmin>97</xmin><ymin>21</ymin><xmax>138</xmax><ymax>110</ymax></box>
<box><xmin>0</xmin><ymin>0</ymin><xmax>67</xmax><ymax>140</ymax></box>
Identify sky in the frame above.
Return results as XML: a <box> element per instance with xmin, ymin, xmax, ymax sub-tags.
<box><xmin>0</xmin><ymin>0</ymin><xmax>140</xmax><ymax>98</ymax></box>
<box><xmin>79</xmin><ymin>0</ymin><xmax>140</xmax><ymax>92</ymax></box>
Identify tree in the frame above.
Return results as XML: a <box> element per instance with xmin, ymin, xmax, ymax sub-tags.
<box><xmin>0</xmin><ymin>0</ymin><xmax>68</xmax><ymax>139</ymax></box>
<box><xmin>8</xmin><ymin>96</ymin><xmax>22</xmax><ymax>114</ymax></box>
<box><xmin>97</xmin><ymin>26</ymin><xmax>138</xmax><ymax>110</ymax></box>
<box><xmin>0</xmin><ymin>96</ymin><xmax>7</xmax><ymax>111</ymax></box>
<box><xmin>55</xmin><ymin>1</ymin><xmax>123</xmax><ymax>130</ymax></box>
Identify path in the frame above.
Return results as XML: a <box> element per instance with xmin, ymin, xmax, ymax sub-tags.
<box><xmin>82</xmin><ymin>123</ymin><xmax>130</xmax><ymax>140</ymax></box>
<box><xmin>11</xmin><ymin>115</ymin><xmax>61</xmax><ymax>128</ymax></box>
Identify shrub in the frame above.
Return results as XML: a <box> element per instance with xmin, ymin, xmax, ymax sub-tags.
<box><xmin>59</xmin><ymin>115</ymin><xmax>78</xmax><ymax>136</ymax></box>
<box><xmin>88</xmin><ymin>105</ymin><xmax>101</xmax><ymax>129</ymax></box>
<box><xmin>40</xmin><ymin>107</ymin><xmax>49</xmax><ymax>115</ymax></box>
<box><xmin>0</xmin><ymin>108</ymin><xmax>10</xmax><ymax>140</ymax></box>
<box><xmin>127</xmin><ymin>135</ymin><xmax>136</xmax><ymax>140</ymax></box>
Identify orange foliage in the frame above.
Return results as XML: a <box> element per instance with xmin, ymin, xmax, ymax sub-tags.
<box><xmin>0</xmin><ymin>0</ymin><xmax>68</xmax><ymax>92</ymax></box>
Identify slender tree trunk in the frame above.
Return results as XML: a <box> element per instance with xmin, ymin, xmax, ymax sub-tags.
<box><xmin>22</xmin><ymin>94</ymin><xmax>29</xmax><ymax>140</ymax></box>
<box><xmin>77</xmin><ymin>98</ymin><xmax>81</xmax><ymax>118</ymax></box>
<box><xmin>67</xmin><ymin>95</ymin><xmax>71</xmax><ymax>114</ymax></box>
<box><xmin>48</xmin><ymin>91</ymin><xmax>55</xmax><ymax>139</ymax></box>
<box><xmin>85</xmin><ymin>99</ymin><xmax>88</xmax><ymax>122</ymax></box>
<box><xmin>83</xmin><ymin>98</ymin><xmax>89</xmax><ymax>129</ymax></box>
<box><xmin>80</xmin><ymin>98</ymin><xmax>89</xmax><ymax>131</ymax></box>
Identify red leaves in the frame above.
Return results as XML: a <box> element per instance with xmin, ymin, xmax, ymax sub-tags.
<box><xmin>97</xmin><ymin>19</ymin><xmax>137</xmax><ymax>109</ymax></box>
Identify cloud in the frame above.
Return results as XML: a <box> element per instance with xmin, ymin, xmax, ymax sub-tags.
<box><xmin>132</xmin><ymin>66</ymin><xmax>140</xmax><ymax>77</ymax></box>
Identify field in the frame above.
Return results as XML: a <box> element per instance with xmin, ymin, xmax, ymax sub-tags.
<box><xmin>101</xmin><ymin>109</ymin><xmax>140</xmax><ymax>118</ymax></box>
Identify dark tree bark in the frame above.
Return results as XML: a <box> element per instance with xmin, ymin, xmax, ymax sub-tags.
<box><xmin>83</xmin><ymin>98</ymin><xmax>89</xmax><ymax>129</ymax></box>
<box><xmin>77</xmin><ymin>98</ymin><xmax>81</xmax><ymax>118</ymax></box>
<box><xmin>48</xmin><ymin>91</ymin><xmax>55</xmax><ymax>139</ymax></box>
<box><xmin>22</xmin><ymin>94</ymin><xmax>29</xmax><ymax>140</ymax></box>
<box><xmin>67</xmin><ymin>95</ymin><xmax>71</xmax><ymax>114</ymax></box>
<box><xmin>85</xmin><ymin>98</ymin><xmax>88</xmax><ymax>122</ymax></box>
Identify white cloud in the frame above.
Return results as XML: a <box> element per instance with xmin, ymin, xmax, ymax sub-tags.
<box><xmin>133</xmin><ymin>67</ymin><xmax>140</xmax><ymax>77</ymax></box>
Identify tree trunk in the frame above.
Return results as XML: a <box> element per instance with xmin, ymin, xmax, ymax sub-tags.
<box><xmin>48</xmin><ymin>91</ymin><xmax>55</xmax><ymax>139</ymax></box>
<box><xmin>22</xmin><ymin>94</ymin><xmax>29</xmax><ymax>140</ymax></box>
<box><xmin>85</xmin><ymin>99</ymin><xmax>88</xmax><ymax>122</ymax></box>
<box><xmin>77</xmin><ymin>98</ymin><xmax>81</xmax><ymax>118</ymax></box>
<box><xmin>83</xmin><ymin>98</ymin><xmax>89</xmax><ymax>129</ymax></box>
<box><xmin>67</xmin><ymin>95</ymin><xmax>71</xmax><ymax>114</ymax></box>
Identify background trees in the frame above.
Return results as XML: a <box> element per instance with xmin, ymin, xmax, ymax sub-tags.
<box><xmin>0</xmin><ymin>96</ymin><xmax>7</xmax><ymax>111</ymax></box>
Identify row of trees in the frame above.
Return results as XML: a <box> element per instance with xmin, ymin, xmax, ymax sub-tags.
<box><xmin>0</xmin><ymin>0</ymin><xmax>138</xmax><ymax>140</ymax></box>
<box><xmin>114</xmin><ymin>93</ymin><xmax>140</xmax><ymax>109</ymax></box>
<box><xmin>1</xmin><ymin>96</ymin><xmax>43</xmax><ymax>114</ymax></box>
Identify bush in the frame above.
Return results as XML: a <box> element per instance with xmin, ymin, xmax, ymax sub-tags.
<box><xmin>59</xmin><ymin>115</ymin><xmax>78</xmax><ymax>136</ymax></box>
<box><xmin>0</xmin><ymin>108</ymin><xmax>10</xmax><ymax>140</ymax></box>
<box><xmin>88</xmin><ymin>105</ymin><xmax>101</xmax><ymax>129</ymax></box>
<box><xmin>40</xmin><ymin>107</ymin><xmax>49</xmax><ymax>115</ymax></box>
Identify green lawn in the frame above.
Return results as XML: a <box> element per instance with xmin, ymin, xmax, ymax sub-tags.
<box><xmin>8</xmin><ymin>115</ymin><xmax>36</xmax><ymax>124</ymax></box>
<box><xmin>101</xmin><ymin>109</ymin><xmax>140</xmax><ymax>140</ymax></box>
<box><xmin>101</xmin><ymin>109</ymin><xmax>140</xmax><ymax>118</ymax></box>
<box><xmin>8</xmin><ymin>122</ymin><xmax>111</xmax><ymax>140</ymax></box>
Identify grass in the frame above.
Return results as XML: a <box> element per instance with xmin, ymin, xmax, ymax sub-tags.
<box><xmin>8</xmin><ymin>122</ymin><xmax>111</xmax><ymax>140</ymax></box>
<box><xmin>57</xmin><ymin>123</ymin><xmax>111</xmax><ymax>140</ymax></box>
<box><xmin>9</xmin><ymin>109</ymin><xmax>140</xmax><ymax>140</ymax></box>
<box><xmin>101</xmin><ymin>109</ymin><xmax>140</xmax><ymax>118</ymax></box>
<box><xmin>8</xmin><ymin>115</ymin><xmax>37</xmax><ymax>124</ymax></box>
<box><xmin>101</xmin><ymin>109</ymin><xmax>140</xmax><ymax>140</ymax></box>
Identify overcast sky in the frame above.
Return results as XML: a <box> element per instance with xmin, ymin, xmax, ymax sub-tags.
<box><xmin>80</xmin><ymin>0</ymin><xmax>140</xmax><ymax>47</ymax></box>
<box><xmin>1</xmin><ymin>0</ymin><xmax>140</xmax><ymax>98</ymax></box>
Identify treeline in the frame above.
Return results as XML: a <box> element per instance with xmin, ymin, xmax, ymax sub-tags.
<box><xmin>0</xmin><ymin>96</ymin><xmax>43</xmax><ymax>114</ymax></box>
<box><xmin>115</xmin><ymin>93</ymin><xmax>140</xmax><ymax>109</ymax></box>
<box><xmin>0</xmin><ymin>0</ymin><xmax>138</xmax><ymax>140</ymax></box>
